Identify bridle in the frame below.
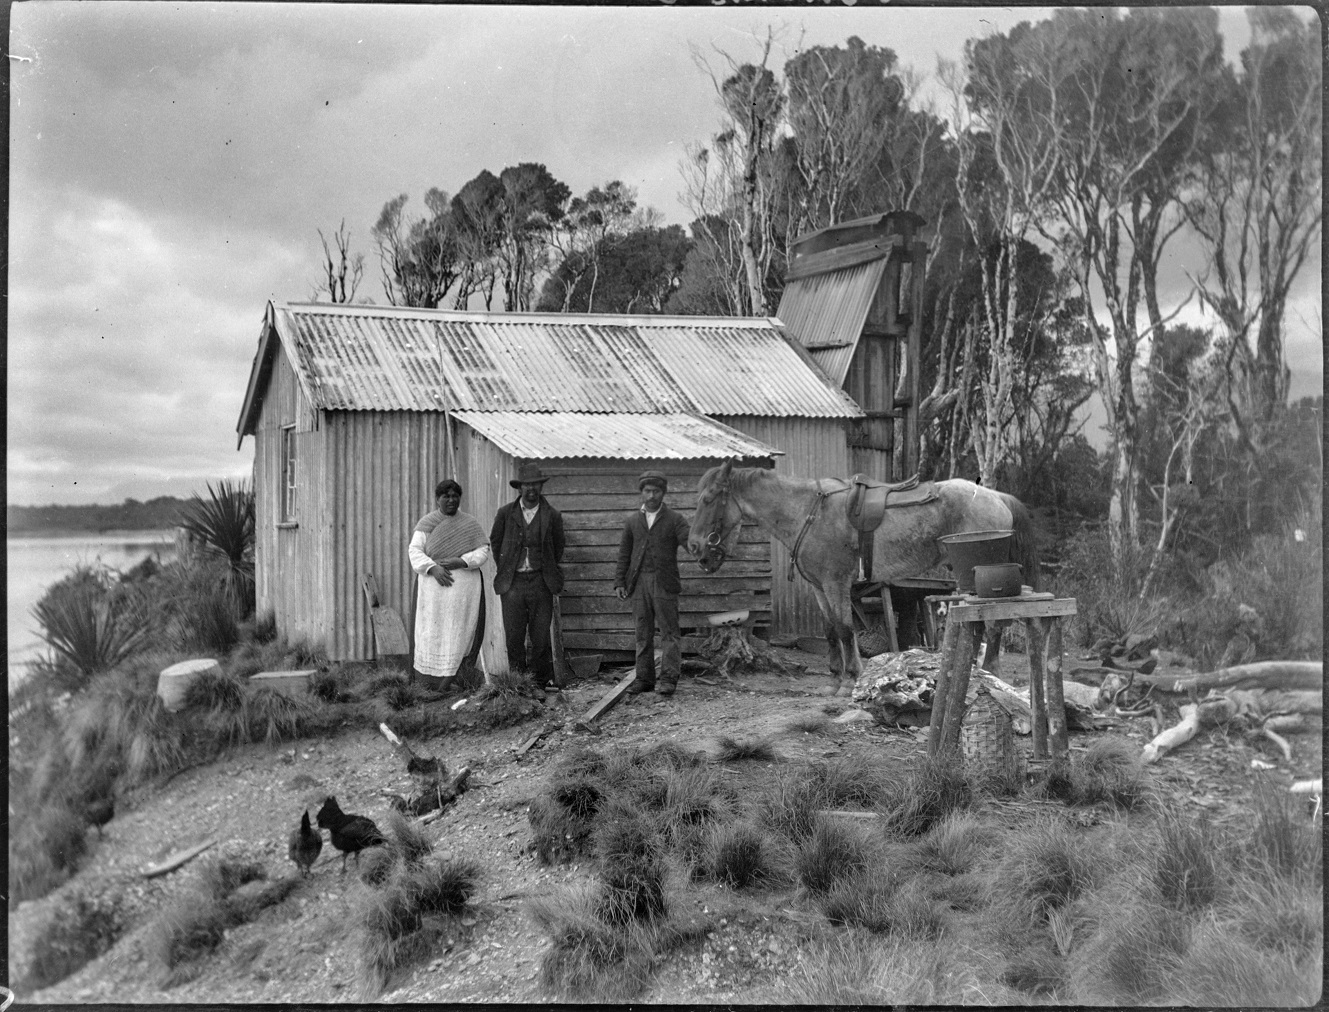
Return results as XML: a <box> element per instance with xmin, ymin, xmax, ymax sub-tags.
<box><xmin>699</xmin><ymin>479</ymin><xmax>739</xmax><ymax>571</ymax></box>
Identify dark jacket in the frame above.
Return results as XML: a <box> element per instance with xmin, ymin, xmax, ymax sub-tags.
<box><xmin>614</xmin><ymin>505</ymin><xmax>692</xmax><ymax>597</ymax></box>
<box><xmin>491</xmin><ymin>496</ymin><xmax>566</xmax><ymax>595</ymax></box>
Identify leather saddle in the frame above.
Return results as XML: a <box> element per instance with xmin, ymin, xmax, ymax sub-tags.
<box><xmin>842</xmin><ymin>473</ymin><xmax>939</xmax><ymax>584</ymax></box>
<box><xmin>845</xmin><ymin>473</ymin><xmax>938</xmax><ymax>532</ymax></box>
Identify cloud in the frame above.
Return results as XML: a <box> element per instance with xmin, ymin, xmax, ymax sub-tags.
<box><xmin>7</xmin><ymin>188</ymin><xmax>291</xmax><ymax>504</ymax></box>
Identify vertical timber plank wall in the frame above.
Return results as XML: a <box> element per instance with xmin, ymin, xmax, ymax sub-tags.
<box><xmin>842</xmin><ymin>334</ymin><xmax>896</xmax><ymax>481</ymax></box>
<box><xmin>713</xmin><ymin>416</ymin><xmax>852</xmax><ymax>638</ymax></box>
<box><xmin>514</xmin><ymin>457</ymin><xmax>773</xmax><ymax>655</ymax></box>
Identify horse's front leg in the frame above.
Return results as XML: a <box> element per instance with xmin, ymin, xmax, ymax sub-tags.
<box><xmin>821</xmin><ymin>581</ymin><xmax>862</xmax><ymax>697</ymax></box>
<box><xmin>980</xmin><ymin>620</ymin><xmax>1004</xmax><ymax>676</ymax></box>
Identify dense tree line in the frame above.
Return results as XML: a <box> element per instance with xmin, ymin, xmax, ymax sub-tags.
<box><xmin>9</xmin><ymin>498</ymin><xmax>187</xmax><ymax>535</ymax></box>
<box><xmin>318</xmin><ymin>8</ymin><xmax>1320</xmax><ymax>579</ymax></box>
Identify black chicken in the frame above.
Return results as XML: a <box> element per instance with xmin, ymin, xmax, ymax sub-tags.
<box><xmin>85</xmin><ymin>795</ymin><xmax>115</xmax><ymax>839</ymax></box>
<box><xmin>316</xmin><ymin>796</ymin><xmax>386</xmax><ymax>874</ymax></box>
<box><xmin>288</xmin><ymin>809</ymin><xmax>323</xmax><ymax>878</ymax></box>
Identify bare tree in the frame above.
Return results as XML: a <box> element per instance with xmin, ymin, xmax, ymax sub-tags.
<box><xmin>1183</xmin><ymin>8</ymin><xmax>1322</xmax><ymax>442</ymax></box>
<box><xmin>686</xmin><ymin>31</ymin><xmax>785</xmax><ymax>316</ymax></box>
<box><xmin>314</xmin><ymin>220</ymin><xmax>364</xmax><ymax>303</ymax></box>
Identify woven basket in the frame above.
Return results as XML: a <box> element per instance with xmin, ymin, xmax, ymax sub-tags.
<box><xmin>961</xmin><ymin>684</ymin><xmax>1014</xmax><ymax>774</ymax></box>
<box><xmin>857</xmin><ymin>625</ymin><xmax>892</xmax><ymax>658</ymax></box>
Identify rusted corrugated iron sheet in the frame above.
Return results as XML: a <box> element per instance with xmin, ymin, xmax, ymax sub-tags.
<box><xmin>451</xmin><ymin>411</ymin><xmax>782</xmax><ymax>461</ymax></box>
<box><xmin>774</xmin><ymin>257</ymin><xmax>886</xmax><ymax>355</ymax></box>
<box><xmin>258</xmin><ymin>303</ymin><xmax>858</xmax><ymax>421</ymax></box>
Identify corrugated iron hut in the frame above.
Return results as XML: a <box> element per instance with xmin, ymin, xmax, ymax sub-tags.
<box><xmin>775</xmin><ymin>210</ymin><xmax>927</xmax><ymax>480</ymax></box>
<box><xmin>236</xmin><ymin>302</ymin><xmax>861</xmax><ymax>660</ymax></box>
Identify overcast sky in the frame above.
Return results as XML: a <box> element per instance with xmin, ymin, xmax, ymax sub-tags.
<box><xmin>7</xmin><ymin>3</ymin><xmax>1322</xmax><ymax>507</ymax></box>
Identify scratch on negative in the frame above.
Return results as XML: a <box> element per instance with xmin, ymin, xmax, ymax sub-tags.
<box><xmin>8</xmin><ymin>53</ymin><xmax>34</xmax><ymax>63</ymax></box>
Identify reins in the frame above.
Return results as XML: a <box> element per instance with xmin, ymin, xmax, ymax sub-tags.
<box><xmin>788</xmin><ymin>480</ymin><xmax>843</xmax><ymax>583</ymax></box>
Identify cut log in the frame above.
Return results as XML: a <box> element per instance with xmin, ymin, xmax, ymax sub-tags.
<box><xmin>142</xmin><ymin>838</ymin><xmax>217</xmax><ymax>878</ymax></box>
<box><xmin>1140</xmin><ymin>661</ymin><xmax>1321</xmax><ymax>694</ymax></box>
<box><xmin>1141</xmin><ymin>703</ymin><xmax>1200</xmax><ymax>764</ymax></box>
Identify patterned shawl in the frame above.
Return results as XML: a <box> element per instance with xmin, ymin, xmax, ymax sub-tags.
<box><xmin>414</xmin><ymin>509</ymin><xmax>488</xmax><ymax>565</ymax></box>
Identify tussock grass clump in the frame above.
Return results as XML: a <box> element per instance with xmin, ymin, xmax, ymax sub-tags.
<box><xmin>879</xmin><ymin>754</ymin><xmax>972</xmax><ymax>837</ymax></box>
<box><xmin>148</xmin><ymin>858</ymin><xmax>294</xmax><ymax>987</ymax></box>
<box><xmin>9</xmin><ymin>800</ymin><xmax>91</xmax><ymax>906</ymax></box>
<box><xmin>999</xmin><ymin>947</ymin><xmax>1067</xmax><ymax>996</ymax></box>
<box><xmin>757</xmin><ymin>768</ymin><xmax>826</xmax><ymax>842</ymax></box>
<box><xmin>779</xmin><ymin>711</ymin><xmax>832</xmax><ymax>735</ymax></box>
<box><xmin>713</xmin><ymin>735</ymin><xmax>780</xmax><ymax>763</ymax></box>
<box><xmin>594</xmin><ymin>802</ymin><xmax>668</xmax><ymax>925</ymax></box>
<box><xmin>1066</xmin><ymin>897</ymin><xmax>1191</xmax><ymax>1004</ymax></box>
<box><xmin>1242</xmin><ymin>781</ymin><xmax>1322</xmax><ymax>887</ymax></box>
<box><xmin>1169</xmin><ymin>920</ymin><xmax>1324</xmax><ymax>1007</ymax></box>
<box><xmin>12</xmin><ymin>890</ymin><xmax>124</xmax><ymax>992</ymax></box>
<box><xmin>529</xmin><ymin>884</ymin><xmax>654</xmax><ymax>1002</ymax></box>
<box><xmin>356</xmin><ymin>857</ymin><xmax>482</xmax><ymax>996</ymax></box>
<box><xmin>1152</xmin><ymin>809</ymin><xmax>1221</xmax><ymax>912</ymax></box>
<box><xmin>822</xmin><ymin>867</ymin><xmax>946</xmax><ymax>940</ymax></box>
<box><xmin>384</xmin><ymin>809</ymin><xmax>434</xmax><ymax>868</ymax></box>
<box><xmin>995</xmin><ymin>819</ymin><xmax>1103</xmax><ymax>922</ymax></box>
<box><xmin>183</xmin><ymin>667</ymin><xmax>245</xmax><ymax>713</ymax></box>
<box><xmin>706</xmin><ymin>822</ymin><xmax>783</xmax><ymax>889</ymax></box>
<box><xmin>806</xmin><ymin>749</ymin><xmax>895</xmax><ymax>809</ymax></box>
<box><xmin>1227</xmin><ymin>873</ymin><xmax>1323</xmax><ymax>958</ymax></box>
<box><xmin>1070</xmin><ymin>736</ymin><xmax>1150</xmax><ymax>809</ymax></box>
<box><xmin>553</xmin><ymin>746</ymin><xmax>609</xmax><ymax>782</ymax></box>
<box><xmin>529</xmin><ymin>775</ymin><xmax>603</xmax><ymax>864</ymax></box>
<box><xmin>358</xmin><ymin>846</ymin><xmax>398</xmax><ymax>887</ymax></box>
<box><xmin>767</xmin><ymin>931</ymin><xmax>990</xmax><ymax>1005</ymax></box>
<box><xmin>641</xmin><ymin>739</ymin><xmax>706</xmax><ymax>770</ymax></box>
<box><xmin>914</xmin><ymin>811</ymin><xmax>996</xmax><ymax>876</ymax></box>
<box><xmin>308</xmin><ymin>666</ymin><xmax>356</xmax><ymax>704</ymax></box>
<box><xmin>796</xmin><ymin>815</ymin><xmax>871</xmax><ymax>894</ymax></box>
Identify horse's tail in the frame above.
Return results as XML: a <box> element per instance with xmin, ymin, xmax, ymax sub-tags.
<box><xmin>1002</xmin><ymin>493</ymin><xmax>1042</xmax><ymax>592</ymax></box>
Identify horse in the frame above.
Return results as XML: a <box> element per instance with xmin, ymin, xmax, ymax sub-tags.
<box><xmin>688</xmin><ymin>460</ymin><xmax>1040</xmax><ymax>696</ymax></box>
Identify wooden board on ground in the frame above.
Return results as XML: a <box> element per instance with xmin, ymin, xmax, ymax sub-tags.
<box><xmin>576</xmin><ymin>670</ymin><xmax>638</xmax><ymax>729</ymax></box>
<box><xmin>363</xmin><ymin>574</ymin><xmax>410</xmax><ymax>657</ymax></box>
<box><xmin>142</xmin><ymin>838</ymin><xmax>217</xmax><ymax>878</ymax></box>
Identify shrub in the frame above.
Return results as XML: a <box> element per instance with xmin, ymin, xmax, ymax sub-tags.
<box><xmin>179</xmin><ymin>479</ymin><xmax>255</xmax><ymax>618</ymax></box>
<box><xmin>31</xmin><ymin>568</ymin><xmax>152</xmax><ymax>690</ymax></box>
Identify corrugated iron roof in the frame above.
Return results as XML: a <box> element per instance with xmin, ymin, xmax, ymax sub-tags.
<box><xmin>451</xmin><ymin>411</ymin><xmax>784</xmax><ymax>461</ymax></box>
<box><xmin>245</xmin><ymin>303</ymin><xmax>860</xmax><ymax>427</ymax></box>
<box><xmin>773</xmin><ymin>258</ymin><xmax>886</xmax><ymax>387</ymax></box>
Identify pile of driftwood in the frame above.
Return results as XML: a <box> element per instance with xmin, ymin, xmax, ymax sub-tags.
<box><xmin>1136</xmin><ymin>661</ymin><xmax>1322</xmax><ymax>764</ymax></box>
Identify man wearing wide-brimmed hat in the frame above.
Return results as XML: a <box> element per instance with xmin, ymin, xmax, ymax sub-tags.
<box><xmin>491</xmin><ymin>463</ymin><xmax>566</xmax><ymax>690</ymax></box>
<box><xmin>614</xmin><ymin>470</ymin><xmax>692</xmax><ymax>697</ymax></box>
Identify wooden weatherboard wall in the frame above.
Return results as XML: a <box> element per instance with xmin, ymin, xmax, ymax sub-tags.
<box><xmin>538</xmin><ymin>461</ymin><xmax>772</xmax><ymax>654</ymax></box>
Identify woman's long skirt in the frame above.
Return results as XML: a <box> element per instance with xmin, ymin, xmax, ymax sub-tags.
<box><xmin>412</xmin><ymin>568</ymin><xmax>482</xmax><ymax>679</ymax></box>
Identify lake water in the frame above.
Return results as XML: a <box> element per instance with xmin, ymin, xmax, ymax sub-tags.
<box><xmin>7</xmin><ymin>531</ymin><xmax>177</xmax><ymax>680</ymax></box>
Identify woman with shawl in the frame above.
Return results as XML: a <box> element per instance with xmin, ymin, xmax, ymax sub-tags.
<box><xmin>409</xmin><ymin>479</ymin><xmax>491</xmax><ymax>686</ymax></box>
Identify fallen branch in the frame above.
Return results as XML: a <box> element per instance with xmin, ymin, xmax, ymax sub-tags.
<box><xmin>1141</xmin><ymin>704</ymin><xmax>1199</xmax><ymax>765</ymax></box>
<box><xmin>1261</xmin><ymin>726</ymin><xmax>1293</xmax><ymax>763</ymax></box>
<box><xmin>1140</xmin><ymin>661</ymin><xmax>1321</xmax><ymax>694</ymax></box>
<box><xmin>142</xmin><ymin>838</ymin><xmax>217</xmax><ymax>878</ymax></box>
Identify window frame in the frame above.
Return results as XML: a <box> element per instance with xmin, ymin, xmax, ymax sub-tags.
<box><xmin>279</xmin><ymin>424</ymin><xmax>298</xmax><ymax>524</ymax></box>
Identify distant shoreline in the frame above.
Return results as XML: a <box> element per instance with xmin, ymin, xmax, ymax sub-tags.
<box><xmin>7</xmin><ymin>527</ymin><xmax>178</xmax><ymax>539</ymax></box>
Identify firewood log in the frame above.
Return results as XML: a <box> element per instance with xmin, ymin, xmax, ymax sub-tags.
<box><xmin>1140</xmin><ymin>661</ymin><xmax>1321</xmax><ymax>694</ymax></box>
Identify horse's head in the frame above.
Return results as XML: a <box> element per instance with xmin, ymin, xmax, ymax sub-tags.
<box><xmin>689</xmin><ymin>458</ymin><xmax>743</xmax><ymax>573</ymax></box>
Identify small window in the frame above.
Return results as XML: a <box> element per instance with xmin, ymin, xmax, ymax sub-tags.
<box><xmin>280</xmin><ymin>425</ymin><xmax>298</xmax><ymax>522</ymax></box>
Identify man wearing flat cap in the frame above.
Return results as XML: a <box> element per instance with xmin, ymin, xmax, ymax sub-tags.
<box><xmin>491</xmin><ymin>463</ymin><xmax>566</xmax><ymax>690</ymax></box>
<box><xmin>614</xmin><ymin>470</ymin><xmax>692</xmax><ymax>696</ymax></box>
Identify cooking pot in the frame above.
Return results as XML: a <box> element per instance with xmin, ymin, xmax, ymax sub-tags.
<box><xmin>973</xmin><ymin>563</ymin><xmax>1023</xmax><ymax>598</ymax></box>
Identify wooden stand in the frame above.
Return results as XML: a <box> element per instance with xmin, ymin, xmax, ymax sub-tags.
<box><xmin>925</xmin><ymin>593</ymin><xmax>1077</xmax><ymax>760</ymax></box>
